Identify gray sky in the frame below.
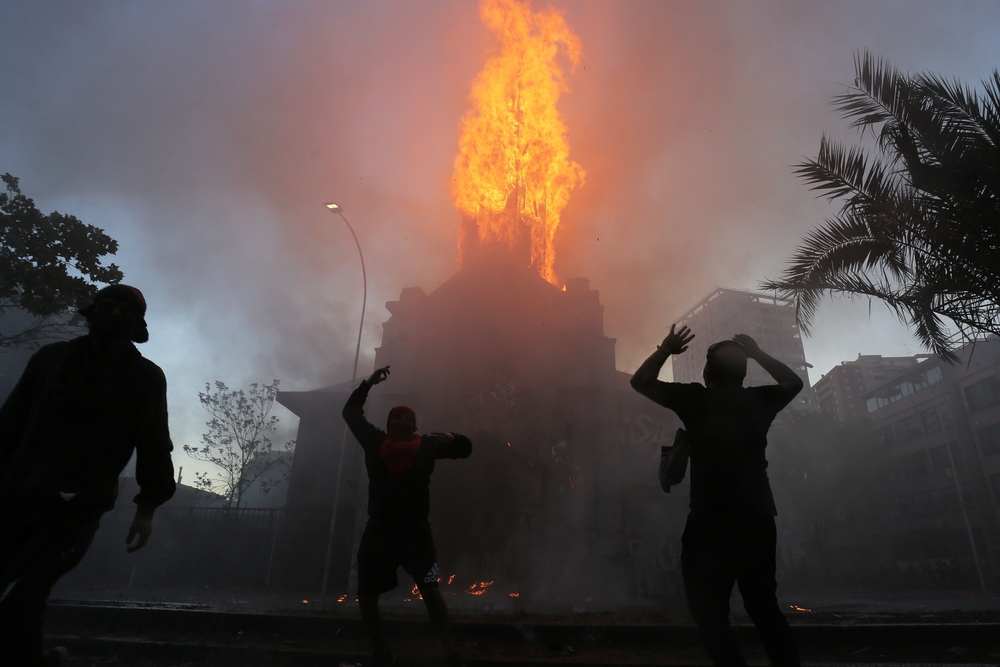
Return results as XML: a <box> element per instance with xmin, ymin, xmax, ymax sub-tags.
<box><xmin>2</xmin><ymin>1</ymin><xmax>999</xmax><ymax>473</ymax></box>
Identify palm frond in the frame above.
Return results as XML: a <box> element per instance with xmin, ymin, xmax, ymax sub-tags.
<box><xmin>773</xmin><ymin>55</ymin><xmax>1000</xmax><ymax>361</ymax></box>
<box><xmin>921</xmin><ymin>70</ymin><xmax>1000</xmax><ymax>151</ymax></box>
<box><xmin>794</xmin><ymin>137</ymin><xmax>901</xmax><ymax>210</ymax></box>
<box><xmin>834</xmin><ymin>51</ymin><xmax>910</xmax><ymax>136</ymax></box>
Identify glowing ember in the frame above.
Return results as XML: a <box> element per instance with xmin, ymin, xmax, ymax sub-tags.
<box><xmin>448</xmin><ymin>574</ymin><xmax>456</xmax><ymax>585</ymax></box>
<box><xmin>789</xmin><ymin>605</ymin><xmax>812</xmax><ymax>612</ymax></box>
<box><xmin>509</xmin><ymin>592</ymin><xmax>520</xmax><ymax>598</ymax></box>
<box><xmin>301</xmin><ymin>599</ymin><xmax>309</xmax><ymax>604</ymax></box>
<box><xmin>465</xmin><ymin>580</ymin><xmax>496</xmax><ymax>596</ymax></box>
<box><xmin>452</xmin><ymin>0</ymin><xmax>585</xmax><ymax>284</ymax></box>
<box><xmin>336</xmin><ymin>594</ymin><xmax>347</xmax><ymax>603</ymax></box>
<box><xmin>568</xmin><ymin>475</ymin><xmax>575</xmax><ymax>488</ymax></box>
<box><xmin>410</xmin><ymin>584</ymin><xmax>424</xmax><ymax>600</ymax></box>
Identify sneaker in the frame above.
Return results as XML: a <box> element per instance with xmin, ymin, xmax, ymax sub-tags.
<box><xmin>43</xmin><ymin>647</ymin><xmax>68</xmax><ymax>667</ymax></box>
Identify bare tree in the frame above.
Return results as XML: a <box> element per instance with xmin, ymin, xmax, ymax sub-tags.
<box><xmin>183</xmin><ymin>380</ymin><xmax>295</xmax><ymax>508</ymax></box>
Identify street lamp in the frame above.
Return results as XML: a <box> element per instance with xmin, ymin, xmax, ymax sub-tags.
<box><xmin>319</xmin><ymin>202</ymin><xmax>367</xmax><ymax>607</ymax></box>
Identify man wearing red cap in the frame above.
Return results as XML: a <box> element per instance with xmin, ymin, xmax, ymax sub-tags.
<box><xmin>343</xmin><ymin>365</ymin><xmax>472</xmax><ymax>667</ymax></box>
<box><xmin>0</xmin><ymin>284</ymin><xmax>175</xmax><ymax>666</ymax></box>
<box><xmin>631</xmin><ymin>325</ymin><xmax>804</xmax><ymax>667</ymax></box>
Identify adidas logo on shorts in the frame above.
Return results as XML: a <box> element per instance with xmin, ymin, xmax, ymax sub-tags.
<box><xmin>423</xmin><ymin>563</ymin><xmax>439</xmax><ymax>584</ymax></box>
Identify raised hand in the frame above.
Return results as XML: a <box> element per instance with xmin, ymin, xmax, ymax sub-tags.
<box><xmin>732</xmin><ymin>334</ymin><xmax>762</xmax><ymax>359</ymax></box>
<box><xmin>660</xmin><ymin>324</ymin><xmax>695</xmax><ymax>355</ymax></box>
<box><xmin>367</xmin><ymin>366</ymin><xmax>391</xmax><ymax>385</ymax></box>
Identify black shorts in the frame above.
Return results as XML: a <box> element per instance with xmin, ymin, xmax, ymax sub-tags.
<box><xmin>357</xmin><ymin>522</ymin><xmax>439</xmax><ymax>597</ymax></box>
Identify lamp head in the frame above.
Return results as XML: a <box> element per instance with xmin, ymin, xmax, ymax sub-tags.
<box><xmin>324</xmin><ymin>203</ymin><xmax>342</xmax><ymax>212</ymax></box>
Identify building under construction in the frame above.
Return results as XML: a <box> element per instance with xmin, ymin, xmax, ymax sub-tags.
<box><xmin>671</xmin><ymin>287</ymin><xmax>814</xmax><ymax>412</ymax></box>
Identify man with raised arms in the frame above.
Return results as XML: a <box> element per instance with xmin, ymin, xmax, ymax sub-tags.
<box><xmin>342</xmin><ymin>365</ymin><xmax>472</xmax><ymax>667</ymax></box>
<box><xmin>631</xmin><ymin>325</ymin><xmax>803</xmax><ymax>667</ymax></box>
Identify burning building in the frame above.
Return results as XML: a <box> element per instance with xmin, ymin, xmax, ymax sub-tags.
<box><xmin>277</xmin><ymin>0</ymin><xmax>690</xmax><ymax>604</ymax></box>
<box><xmin>278</xmin><ymin>249</ymin><xmax>687</xmax><ymax>602</ymax></box>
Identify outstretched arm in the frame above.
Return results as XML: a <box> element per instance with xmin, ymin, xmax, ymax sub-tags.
<box><xmin>430</xmin><ymin>432</ymin><xmax>472</xmax><ymax>459</ymax></box>
<box><xmin>342</xmin><ymin>366</ymin><xmax>391</xmax><ymax>446</ymax></box>
<box><xmin>630</xmin><ymin>324</ymin><xmax>695</xmax><ymax>403</ymax></box>
<box><xmin>733</xmin><ymin>334</ymin><xmax>803</xmax><ymax>398</ymax></box>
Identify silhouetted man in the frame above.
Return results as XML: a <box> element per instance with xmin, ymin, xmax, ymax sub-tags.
<box><xmin>0</xmin><ymin>285</ymin><xmax>176</xmax><ymax>667</ymax></box>
<box><xmin>631</xmin><ymin>325</ymin><xmax>803</xmax><ymax>667</ymax></box>
<box><xmin>343</xmin><ymin>365</ymin><xmax>472</xmax><ymax>667</ymax></box>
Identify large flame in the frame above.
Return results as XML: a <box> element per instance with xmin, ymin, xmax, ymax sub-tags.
<box><xmin>452</xmin><ymin>0</ymin><xmax>585</xmax><ymax>284</ymax></box>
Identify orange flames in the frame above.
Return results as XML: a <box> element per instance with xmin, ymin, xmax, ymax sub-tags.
<box><xmin>452</xmin><ymin>0</ymin><xmax>585</xmax><ymax>284</ymax></box>
<box><xmin>465</xmin><ymin>580</ymin><xmax>495</xmax><ymax>596</ymax></box>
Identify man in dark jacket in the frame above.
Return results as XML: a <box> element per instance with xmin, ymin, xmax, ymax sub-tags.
<box><xmin>631</xmin><ymin>325</ymin><xmax>803</xmax><ymax>667</ymax></box>
<box><xmin>343</xmin><ymin>365</ymin><xmax>471</xmax><ymax>667</ymax></box>
<box><xmin>0</xmin><ymin>284</ymin><xmax>176</xmax><ymax>666</ymax></box>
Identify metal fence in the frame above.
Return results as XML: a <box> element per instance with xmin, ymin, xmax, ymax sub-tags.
<box><xmin>59</xmin><ymin>505</ymin><xmax>331</xmax><ymax>593</ymax></box>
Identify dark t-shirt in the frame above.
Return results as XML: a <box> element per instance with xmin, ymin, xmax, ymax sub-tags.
<box><xmin>0</xmin><ymin>336</ymin><xmax>176</xmax><ymax>509</ymax></box>
<box><xmin>342</xmin><ymin>382</ymin><xmax>472</xmax><ymax>528</ymax></box>
<box><xmin>643</xmin><ymin>382</ymin><xmax>795</xmax><ymax>517</ymax></box>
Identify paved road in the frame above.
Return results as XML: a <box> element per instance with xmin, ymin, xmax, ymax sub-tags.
<box><xmin>43</xmin><ymin>602</ymin><xmax>1000</xmax><ymax>667</ymax></box>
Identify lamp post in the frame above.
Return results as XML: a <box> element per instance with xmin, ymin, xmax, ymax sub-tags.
<box><xmin>319</xmin><ymin>202</ymin><xmax>367</xmax><ymax>607</ymax></box>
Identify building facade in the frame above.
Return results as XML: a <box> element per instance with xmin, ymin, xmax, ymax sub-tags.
<box><xmin>277</xmin><ymin>250</ymin><xmax>688</xmax><ymax>602</ymax></box>
<box><xmin>670</xmin><ymin>287</ymin><xmax>813</xmax><ymax>410</ymax></box>
<box><xmin>863</xmin><ymin>338</ymin><xmax>1000</xmax><ymax>585</ymax></box>
<box><xmin>813</xmin><ymin>355</ymin><xmax>925</xmax><ymax>422</ymax></box>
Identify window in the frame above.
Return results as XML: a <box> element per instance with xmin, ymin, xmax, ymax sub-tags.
<box><xmin>940</xmin><ymin>404</ymin><xmax>956</xmax><ymax>431</ymax></box>
<box><xmin>942</xmin><ymin>486</ymin><xmax>960</xmax><ymax>512</ymax></box>
<box><xmin>877</xmin><ymin>426</ymin><xmax>897</xmax><ymax>449</ymax></box>
<box><xmin>927</xmin><ymin>488</ymin><xmax>944</xmax><ymax>514</ymax></box>
<box><xmin>921</xmin><ymin>407</ymin><xmax>941</xmax><ymax>433</ymax></box>
<box><xmin>867</xmin><ymin>364</ymin><xmax>944</xmax><ymax>412</ymax></box>
<box><xmin>902</xmin><ymin>451</ymin><xmax>931</xmax><ymax>478</ymax></box>
<box><xmin>911</xmin><ymin>491</ymin><xmax>930</xmax><ymax>515</ymax></box>
<box><xmin>965</xmin><ymin>376</ymin><xmax>1000</xmax><ymax>412</ymax></box>
<box><xmin>910</xmin><ymin>489</ymin><xmax>955</xmax><ymax>515</ymax></box>
<box><xmin>894</xmin><ymin>414</ymin><xmax>924</xmax><ymax>443</ymax></box>
<box><xmin>928</xmin><ymin>446</ymin><xmax>951</xmax><ymax>471</ymax></box>
<box><xmin>979</xmin><ymin>423</ymin><xmax>1000</xmax><ymax>456</ymax></box>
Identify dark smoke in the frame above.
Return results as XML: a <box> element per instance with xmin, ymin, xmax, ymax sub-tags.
<box><xmin>1</xmin><ymin>0</ymin><xmax>998</xmax><ymax>455</ymax></box>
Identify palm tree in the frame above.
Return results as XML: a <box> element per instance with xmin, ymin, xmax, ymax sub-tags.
<box><xmin>764</xmin><ymin>51</ymin><xmax>1000</xmax><ymax>361</ymax></box>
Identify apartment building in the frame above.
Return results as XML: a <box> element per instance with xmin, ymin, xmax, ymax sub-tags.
<box><xmin>864</xmin><ymin>337</ymin><xmax>1000</xmax><ymax>583</ymax></box>
<box><xmin>814</xmin><ymin>355</ymin><xmax>925</xmax><ymax>421</ymax></box>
